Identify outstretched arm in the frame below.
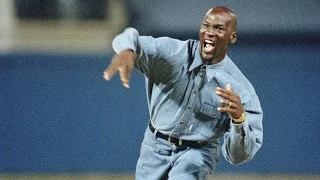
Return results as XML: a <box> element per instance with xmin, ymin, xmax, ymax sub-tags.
<box><xmin>103</xmin><ymin>27</ymin><xmax>140</xmax><ymax>88</ymax></box>
<box><xmin>103</xmin><ymin>27</ymin><xmax>184</xmax><ymax>88</ymax></box>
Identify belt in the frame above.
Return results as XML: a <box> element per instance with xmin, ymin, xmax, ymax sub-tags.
<box><xmin>148</xmin><ymin>123</ymin><xmax>207</xmax><ymax>148</ymax></box>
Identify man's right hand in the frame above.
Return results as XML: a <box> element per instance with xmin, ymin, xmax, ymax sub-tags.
<box><xmin>103</xmin><ymin>50</ymin><xmax>135</xmax><ymax>88</ymax></box>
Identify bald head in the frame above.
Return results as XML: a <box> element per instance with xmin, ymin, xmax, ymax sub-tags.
<box><xmin>206</xmin><ymin>6</ymin><xmax>237</xmax><ymax>32</ymax></box>
<box><xmin>199</xmin><ymin>6</ymin><xmax>238</xmax><ymax>64</ymax></box>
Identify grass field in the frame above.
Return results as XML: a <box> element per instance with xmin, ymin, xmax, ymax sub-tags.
<box><xmin>1</xmin><ymin>173</ymin><xmax>319</xmax><ymax>180</ymax></box>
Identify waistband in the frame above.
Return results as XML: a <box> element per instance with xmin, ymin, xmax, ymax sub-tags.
<box><xmin>148</xmin><ymin>123</ymin><xmax>208</xmax><ymax>148</ymax></box>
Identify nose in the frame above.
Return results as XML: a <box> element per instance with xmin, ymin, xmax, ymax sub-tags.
<box><xmin>205</xmin><ymin>27</ymin><xmax>217</xmax><ymax>36</ymax></box>
<box><xmin>205</xmin><ymin>30</ymin><xmax>216</xmax><ymax>37</ymax></box>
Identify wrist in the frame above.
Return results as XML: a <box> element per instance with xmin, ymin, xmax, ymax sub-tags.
<box><xmin>232</xmin><ymin>112</ymin><xmax>246</xmax><ymax>123</ymax></box>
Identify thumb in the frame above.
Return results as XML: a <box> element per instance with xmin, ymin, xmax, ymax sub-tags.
<box><xmin>226</xmin><ymin>83</ymin><xmax>232</xmax><ymax>92</ymax></box>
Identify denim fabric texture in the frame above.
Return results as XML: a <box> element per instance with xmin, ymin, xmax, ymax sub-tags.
<box><xmin>135</xmin><ymin>127</ymin><xmax>220</xmax><ymax>180</ymax></box>
<box><xmin>112</xmin><ymin>28</ymin><xmax>263</xmax><ymax>179</ymax></box>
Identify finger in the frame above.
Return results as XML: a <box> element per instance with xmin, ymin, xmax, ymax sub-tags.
<box><xmin>216</xmin><ymin>86</ymin><xmax>231</xmax><ymax>94</ymax></box>
<box><xmin>226</xmin><ymin>83</ymin><xmax>232</xmax><ymax>92</ymax></box>
<box><xmin>119</xmin><ymin>66</ymin><xmax>132</xmax><ymax>88</ymax></box>
<box><xmin>216</xmin><ymin>88</ymin><xmax>231</xmax><ymax>100</ymax></box>
<box><xmin>219</xmin><ymin>99</ymin><xmax>232</xmax><ymax>108</ymax></box>
<box><xmin>103</xmin><ymin>55</ymin><xmax>121</xmax><ymax>80</ymax></box>
<box><xmin>103</xmin><ymin>71</ymin><xmax>111</xmax><ymax>80</ymax></box>
<box><xmin>103</xmin><ymin>63</ymin><xmax>119</xmax><ymax>81</ymax></box>
<box><xmin>217</xmin><ymin>106</ymin><xmax>234</xmax><ymax>113</ymax></box>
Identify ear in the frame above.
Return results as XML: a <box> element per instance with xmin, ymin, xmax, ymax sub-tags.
<box><xmin>230</xmin><ymin>32</ymin><xmax>237</xmax><ymax>44</ymax></box>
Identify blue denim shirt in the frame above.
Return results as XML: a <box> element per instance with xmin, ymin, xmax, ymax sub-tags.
<box><xmin>112</xmin><ymin>28</ymin><xmax>263</xmax><ymax>165</ymax></box>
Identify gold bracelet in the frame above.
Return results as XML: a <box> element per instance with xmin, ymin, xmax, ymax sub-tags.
<box><xmin>232</xmin><ymin>112</ymin><xmax>246</xmax><ymax>123</ymax></box>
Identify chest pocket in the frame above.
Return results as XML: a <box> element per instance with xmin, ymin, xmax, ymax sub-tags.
<box><xmin>197</xmin><ymin>102</ymin><xmax>221</xmax><ymax>121</ymax></box>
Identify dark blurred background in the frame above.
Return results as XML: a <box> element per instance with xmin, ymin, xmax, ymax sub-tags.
<box><xmin>15</xmin><ymin>0</ymin><xmax>109</xmax><ymax>20</ymax></box>
<box><xmin>1</xmin><ymin>0</ymin><xmax>320</xmax><ymax>178</ymax></box>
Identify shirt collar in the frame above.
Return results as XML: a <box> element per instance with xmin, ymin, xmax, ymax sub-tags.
<box><xmin>188</xmin><ymin>43</ymin><xmax>228</xmax><ymax>82</ymax></box>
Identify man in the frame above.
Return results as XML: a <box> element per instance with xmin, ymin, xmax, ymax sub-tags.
<box><xmin>104</xmin><ymin>6</ymin><xmax>263</xmax><ymax>180</ymax></box>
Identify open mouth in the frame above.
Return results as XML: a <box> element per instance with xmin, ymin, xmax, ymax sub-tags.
<box><xmin>203</xmin><ymin>40</ymin><xmax>215</xmax><ymax>53</ymax></box>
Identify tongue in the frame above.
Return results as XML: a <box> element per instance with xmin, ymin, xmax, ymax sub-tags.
<box><xmin>204</xmin><ymin>43</ymin><xmax>214</xmax><ymax>52</ymax></box>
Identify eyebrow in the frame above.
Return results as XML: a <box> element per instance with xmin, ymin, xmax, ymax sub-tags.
<box><xmin>203</xmin><ymin>20</ymin><xmax>224</xmax><ymax>26</ymax></box>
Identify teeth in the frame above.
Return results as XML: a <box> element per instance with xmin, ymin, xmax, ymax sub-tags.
<box><xmin>204</xmin><ymin>40</ymin><xmax>215</xmax><ymax>52</ymax></box>
<box><xmin>204</xmin><ymin>44</ymin><xmax>214</xmax><ymax>52</ymax></box>
<box><xmin>205</xmin><ymin>40</ymin><xmax>213</xmax><ymax>44</ymax></box>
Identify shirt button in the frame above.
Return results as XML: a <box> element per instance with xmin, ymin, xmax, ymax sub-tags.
<box><xmin>187</xmin><ymin>106</ymin><xmax>192</xmax><ymax>110</ymax></box>
<box><xmin>179</xmin><ymin>121</ymin><xmax>184</xmax><ymax>124</ymax></box>
<box><xmin>193</xmin><ymin>91</ymin><xmax>197</xmax><ymax>94</ymax></box>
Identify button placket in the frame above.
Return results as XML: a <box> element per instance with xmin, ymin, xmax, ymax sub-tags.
<box><xmin>170</xmin><ymin>67</ymin><xmax>206</xmax><ymax>137</ymax></box>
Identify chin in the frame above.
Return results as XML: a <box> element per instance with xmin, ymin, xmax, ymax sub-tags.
<box><xmin>200</xmin><ymin>52</ymin><xmax>214</xmax><ymax>62</ymax></box>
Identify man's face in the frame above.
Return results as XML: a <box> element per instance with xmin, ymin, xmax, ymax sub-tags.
<box><xmin>199</xmin><ymin>9</ymin><xmax>236</xmax><ymax>64</ymax></box>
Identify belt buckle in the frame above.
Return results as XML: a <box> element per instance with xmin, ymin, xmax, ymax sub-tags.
<box><xmin>168</xmin><ymin>137</ymin><xmax>182</xmax><ymax>146</ymax></box>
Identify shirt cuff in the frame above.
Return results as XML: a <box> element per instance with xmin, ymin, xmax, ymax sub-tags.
<box><xmin>112</xmin><ymin>27</ymin><xmax>139</xmax><ymax>54</ymax></box>
<box><xmin>230</xmin><ymin>118</ymin><xmax>247</xmax><ymax>134</ymax></box>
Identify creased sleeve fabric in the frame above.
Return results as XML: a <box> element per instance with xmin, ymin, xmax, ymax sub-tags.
<box><xmin>112</xmin><ymin>28</ymin><xmax>139</xmax><ymax>54</ymax></box>
<box><xmin>222</xmin><ymin>93</ymin><xmax>263</xmax><ymax>165</ymax></box>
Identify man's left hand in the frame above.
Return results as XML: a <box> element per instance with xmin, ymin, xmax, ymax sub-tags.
<box><xmin>216</xmin><ymin>83</ymin><xmax>244</xmax><ymax>120</ymax></box>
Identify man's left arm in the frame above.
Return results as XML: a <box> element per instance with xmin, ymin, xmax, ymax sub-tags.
<box><xmin>216</xmin><ymin>84</ymin><xmax>263</xmax><ymax>165</ymax></box>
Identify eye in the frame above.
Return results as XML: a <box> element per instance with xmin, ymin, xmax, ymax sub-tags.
<box><xmin>217</xmin><ymin>26</ymin><xmax>224</xmax><ymax>31</ymax></box>
<box><xmin>216</xmin><ymin>26</ymin><xmax>225</xmax><ymax>33</ymax></box>
<box><xmin>202</xmin><ymin>23</ymin><xmax>209</xmax><ymax>28</ymax></box>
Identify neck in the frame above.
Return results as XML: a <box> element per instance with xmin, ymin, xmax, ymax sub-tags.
<box><xmin>202</xmin><ymin>56</ymin><xmax>224</xmax><ymax>65</ymax></box>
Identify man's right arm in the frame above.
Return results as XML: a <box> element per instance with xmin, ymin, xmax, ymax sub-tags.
<box><xmin>112</xmin><ymin>28</ymin><xmax>139</xmax><ymax>55</ymax></box>
<box><xmin>103</xmin><ymin>28</ymin><xmax>151</xmax><ymax>88</ymax></box>
<box><xmin>103</xmin><ymin>27</ymin><xmax>152</xmax><ymax>88</ymax></box>
<box><xmin>103</xmin><ymin>27</ymin><xmax>176</xmax><ymax>87</ymax></box>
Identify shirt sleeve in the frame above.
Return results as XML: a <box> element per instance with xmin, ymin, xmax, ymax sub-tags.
<box><xmin>111</xmin><ymin>27</ymin><xmax>182</xmax><ymax>76</ymax></box>
<box><xmin>112</xmin><ymin>27</ymin><xmax>156</xmax><ymax>75</ymax></box>
<box><xmin>112</xmin><ymin>27</ymin><xmax>139</xmax><ymax>54</ymax></box>
<box><xmin>222</xmin><ymin>93</ymin><xmax>263</xmax><ymax>165</ymax></box>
